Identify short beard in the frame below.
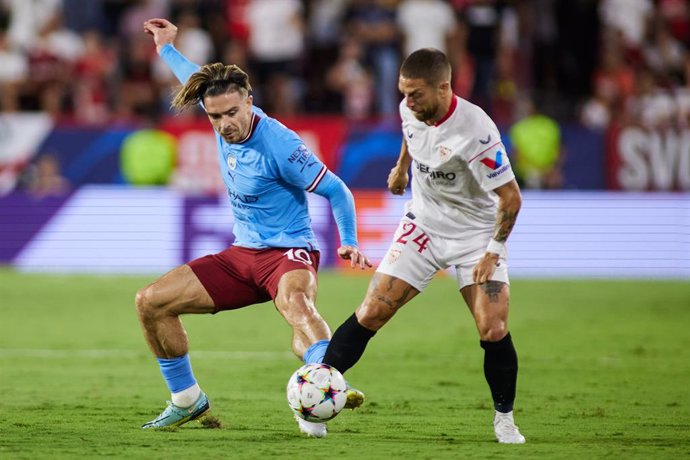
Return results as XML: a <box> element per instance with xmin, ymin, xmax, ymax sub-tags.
<box><xmin>414</xmin><ymin>107</ymin><xmax>438</xmax><ymax>123</ymax></box>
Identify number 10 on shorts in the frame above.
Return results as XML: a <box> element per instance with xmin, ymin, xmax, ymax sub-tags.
<box><xmin>395</xmin><ymin>222</ymin><xmax>430</xmax><ymax>254</ymax></box>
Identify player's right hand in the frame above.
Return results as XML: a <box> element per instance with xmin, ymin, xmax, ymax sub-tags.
<box><xmin>387</xmin><ymin>166</ymin><xmax>409</xmax><ymax>195</ymax></box>
<box><xmin>143</xmin><ymin>18</ymin><xmax>178</xmax><ymax>53</ymax></box>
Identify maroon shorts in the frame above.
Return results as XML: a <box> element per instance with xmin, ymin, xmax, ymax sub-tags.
<box><xmin>188</xmin><ymin>246</ymin><xmax>320</xmax><ymax>312</ymax></box>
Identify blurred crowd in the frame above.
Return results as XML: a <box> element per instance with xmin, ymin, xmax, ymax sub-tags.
<box><xmin>1</xmin><ymin>0</ymin><xmax>689</xmax><ymax>131</ymax></box>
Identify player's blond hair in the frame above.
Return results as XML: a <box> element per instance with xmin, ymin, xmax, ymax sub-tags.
<box><xmin>400</xmin><ymin>48</ymin><xmax>451</xmax><ymax>86</ymax></box>
<box><xmin>171</xmin><ymin>62</ymin><xmax>252</xmax><ymax>111</ymax></box>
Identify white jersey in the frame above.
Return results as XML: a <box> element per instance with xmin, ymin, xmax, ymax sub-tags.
<box><xmin>400</xmin><ymin>95</ymin><xmax>515</xmax><ymax>238</ymax></box>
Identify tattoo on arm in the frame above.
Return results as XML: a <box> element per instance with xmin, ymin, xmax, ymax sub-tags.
<box><xmin>494</xmin><ymin>209</ymin><xmax>518</xmax><ymax>243</ymax></box>
<box><xmin>480</xmin><ymin>281</ymin><xmax>504</xmax><ymax>303</ymax></box>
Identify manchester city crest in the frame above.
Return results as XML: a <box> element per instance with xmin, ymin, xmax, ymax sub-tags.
<box><xmin>227</xmin><ymin>154</ymin><xmax>237</xmax><ymax>170</ymax></box>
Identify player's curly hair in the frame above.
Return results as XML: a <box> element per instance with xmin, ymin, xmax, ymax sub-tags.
<box><xmin>400</xmin><ymin>48</ymin><xmax>451</xmax><ymax>86</ymax></box>
<box><xmin>171</xmin><ymin>62</ymin><xmax>252</xmax><ymax>111</ymax></box>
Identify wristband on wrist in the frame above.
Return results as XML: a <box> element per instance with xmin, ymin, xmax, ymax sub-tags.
<box><xmin>486</xmin><ymin>238</ymin><xmax>507</xmax><ymax>258</ymax></box>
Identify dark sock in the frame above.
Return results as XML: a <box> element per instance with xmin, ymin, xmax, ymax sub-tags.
<box><xmin>480</xmin><ymin>332</ymin><xmax>518</xmax><ymax>413</ymax></box>
<box><xmin>323</xmin><ymin>313</ymin><xmax>376</xmax><ymax>374</ymax></box>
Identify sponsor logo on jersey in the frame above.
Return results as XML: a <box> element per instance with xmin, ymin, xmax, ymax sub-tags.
<box><xmin>288</xmin><ymin>144</ymin><xmax>318</xmax><ymax>173</ymax></box>
<box><xmin>227</xmin><ymin>154</ymin><xmax>237</xmax><ymax>170</ymax></box>
<box><xmin>227</xmin><ymin>189</ymin><xmax>258</xmax><ymax>209</ymax></box>
<box><xmin>407</xmin><ymin>130</ymin><xmax>414</xmax><ymax>139</ymax></box>
<box><xmin>480</xmin><ymin>151</ymin><xmax>510</xmax><ymax>178</ymax></box>
<box><xmin>480</xmin><ymin>151</ymin><xmax>503</xmax><ymax>170</ymax></box>
<box><xmin>415</xmin><ymin>160</ymin><xmax>457</xmax><ymax>181</ymax></box>
<box><xmin>479</xmin><ymin>134</ymin><xmax>492</xmax><ymax>145</ymax></box>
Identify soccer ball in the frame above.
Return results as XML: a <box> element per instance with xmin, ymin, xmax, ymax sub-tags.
<box><xmin>286</xmin><ymin>363</ymin><xmax>347</xmax><ymax>422</ymax></box>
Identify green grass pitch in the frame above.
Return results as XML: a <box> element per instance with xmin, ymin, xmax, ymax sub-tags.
<box><xmin>1</xmin><ymin>268</ymin><xmax>689</xmax><ymax>459</ymax></box>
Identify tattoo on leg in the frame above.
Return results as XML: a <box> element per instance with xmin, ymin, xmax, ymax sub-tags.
<box><xmin>481</xmin><ymin>281</ymin><xmax>504</xmax><ymax>303</ymax></box>
<box><xmin>371</xmin><ymin>275</ymin><xmax>414</xmax><ymax>311</ymax></box>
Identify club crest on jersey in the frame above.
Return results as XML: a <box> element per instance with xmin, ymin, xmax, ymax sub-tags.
<box><xmin>439</xmin><ymin>146</ymin><xmax>451</xmax><ymax>161</ymax></box>
<box><xmin>387</xmin><ymin>248</ymin><xmax>402</xmax><ymax>264</ymax></box>
<box><xmin>226</xmin><ymin>154</ymin><xmax>237</xmax><ymax>170</ymax></box>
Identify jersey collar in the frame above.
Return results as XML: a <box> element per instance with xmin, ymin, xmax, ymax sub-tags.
<box><xmin>434</xmin><ymin>95</ymin><xmax>458</xmax><ymax>127</ymax></box>
<box><xmin>238</xmin><ymin>113</ymin><xmax>261</xmax><ymax>144</ymax></box>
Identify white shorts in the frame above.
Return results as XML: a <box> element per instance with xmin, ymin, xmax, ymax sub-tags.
<box><xmin>376</xmin><ymin>216</ymin><xmax>509</xmax><ymax>292</ymax></box>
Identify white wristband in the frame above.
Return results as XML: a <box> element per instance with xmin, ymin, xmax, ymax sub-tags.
<box><xmin>486</xmin><ymin>238</ymin><xmax>507</xmax><ymax>258</ymax></box>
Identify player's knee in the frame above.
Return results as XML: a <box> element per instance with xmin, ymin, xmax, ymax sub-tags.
<box><xmin>284</xmin><ymin>290</ymin><xmax>311</xmax><ymax>308</ymax></box>
<box><xmin>135</xmin><ymin>286</ymin><xmax>162</xmax><ymax>321</ymax></box>
<box><xmin>279</xmin><ymin>290</ymin><xmax>322</xmax><ymax>324</ymax></box>
<box><xmin>478</xmin><ymin>320</ymin><xmax>508</xmax><ymax>342</ymax></box>
<box><xmin>356</xmin><ymin>298</ymin><xmax>393</xmax><ymax>331</ymax></box>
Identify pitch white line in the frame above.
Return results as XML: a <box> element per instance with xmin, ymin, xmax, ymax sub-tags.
<box><xmin>0</xmin><ymin>348</ymin><xmax>295</xmax><ymax>360</ymax></box>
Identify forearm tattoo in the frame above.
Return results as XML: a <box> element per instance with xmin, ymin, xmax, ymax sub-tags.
<box><xmin>494</xmin><ymin>209</ymin><xmax>519</xmax><ymax>243</ymax></box>
<box><xmin>480</xmin><ymin>281</ymin><xmax>504</xmax><ymax>303</ymax></box>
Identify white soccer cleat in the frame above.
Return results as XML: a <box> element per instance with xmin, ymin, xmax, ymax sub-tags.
<box><xmin>493</xmin><ymin>411</ymin><xmax>526</xmax><ymax>444</ymax></box>
<box><xmin>295</xmin><ymin>415</ymin><xmax>328</xmax><ymax>438</ymax></box>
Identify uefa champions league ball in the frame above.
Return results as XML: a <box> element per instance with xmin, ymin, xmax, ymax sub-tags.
<box><xmin>287</xmin><ymin>363</ymin><xmax>348</xmax><ymax>422</ymax></box>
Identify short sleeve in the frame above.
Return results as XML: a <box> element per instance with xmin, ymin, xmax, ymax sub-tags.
<box><xmin>467</xmin><ymin>140</ymin><xmax>515</xmax><ymax>192</ymax></box>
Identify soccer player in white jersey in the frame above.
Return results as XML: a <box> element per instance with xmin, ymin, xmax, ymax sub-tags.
<box><xmin>137</xmin><ymin>18</ymin><xmax>369</xmax><ymax>438</ymax></box>
<box><xmin>323</xmin><ymin>48</ymin><xmax>526</xmax><ymax>444</ymax></box>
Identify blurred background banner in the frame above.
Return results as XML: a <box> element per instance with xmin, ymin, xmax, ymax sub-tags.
<box><xmin>606</xmin><ymin>123</ymin><xmax>690</xmax><ymax>191</ymax></box>
<box><xmin>2</xmin><ymin>186</ymin><xmax>688</xmax><ymax>278</ymax></box>
<box><xmin>2</xmin><ymin>118</ymin><xmax>608</xmax><ymax>191</ymax></box>
<box><xmin>0</xmin><ymin>113</ymin><xmax>53</xmax><ymax>193</ymax></box>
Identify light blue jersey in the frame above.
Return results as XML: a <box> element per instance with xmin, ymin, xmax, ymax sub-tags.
<box><xmin>217</xmin><ymin>109</ymin><xmax>326</xmax><ymax>249</ymax></box>
<box><xmin>160</xmin><ymin>44</ymin><xmax>357</xmax><ymax>250</ymax></box>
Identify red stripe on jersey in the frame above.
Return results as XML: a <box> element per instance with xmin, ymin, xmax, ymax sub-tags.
<box><xmin>306</xmin><ymin>165</ymin><xmax>327</xmax><ymax>192</ymax></box>
<box><xmin>468</xmin><ymin>141</ymin><xmax>502</xmax><ymax>163</ymax></box>
<box><xmin>434</xmin><ymin>95</ymin><xmax>458</xmax><ymax>127</ymax></box>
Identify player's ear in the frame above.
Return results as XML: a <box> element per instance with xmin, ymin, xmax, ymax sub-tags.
<box><xmin>438</xmin><ymin>81</ymin><xmax>451</xmax><ymax>94</ymax></box>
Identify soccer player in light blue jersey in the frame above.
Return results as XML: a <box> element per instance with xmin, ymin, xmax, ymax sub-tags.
<box><xmin>136</xmin><ymin>18</ymin><xmax>370</xmax><ymax>437</ymax></box>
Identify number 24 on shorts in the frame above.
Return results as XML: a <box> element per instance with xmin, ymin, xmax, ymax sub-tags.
<box><xmin>396</xmin><ymin>222</ymin><xmax>430</xmax><ymax>253</ymax></box>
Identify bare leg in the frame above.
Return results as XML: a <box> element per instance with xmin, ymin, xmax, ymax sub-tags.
<box><xmin>356</xmin><ymin>273</ymin><xmax>419</xmax><ymax>330</ymax></box>
<box><xmin>135</xmin><ymin>264</ymin><xmax>215</xmax><ymax>358</ymax></box>
<box><xmin>461</xmin><ymin>281</ymin><xmax>519</xmax><ymax>418</ymax></box>
<box><xmin>273</xmin><ymin>269</ymin><xmax>331</xmax><ymax>359</ymax></box>
<box><xmin>323</xmin><ymin>273</ymin><xmax>419</xmax><ymax>374</ymax></box>
<box><xmin>461</xmin><ymin>281</ymin><xmax>510</xmax><ymax>342</ymax></box>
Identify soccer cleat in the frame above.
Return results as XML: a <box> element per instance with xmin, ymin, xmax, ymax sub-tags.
<box><xmin>142</xmin><ymin>392</ymin><xmax>210</xmax><ymax>429</ymax></box>
<box><xmin>493</xmin><ymin>411</ymin><xmax>526</xmax><ymax>444</ymax></box>
<box><xmin>295</xmin><ymin>415</ymin><xmax>328</xmax><ymax>438</ymax></box>
<box><xmin>344</xmin><ymin>385</ymin><xmax>365</xmax><ymax>410</ymax></box>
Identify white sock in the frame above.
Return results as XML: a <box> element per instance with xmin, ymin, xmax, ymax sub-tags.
<box><xmin>495</xmin><ymin>410</ymin><xmax>514</xmax><ymax>421</ymax></box>
<box><xmin>171</xmin><ymin>383</ymin><xmax>201</xmax><ymax>408</ymax></box>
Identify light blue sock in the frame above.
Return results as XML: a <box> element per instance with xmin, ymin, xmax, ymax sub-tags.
<box><xmin>157</xmin><ymin>353</ymin><xmax>197</xmax><ymax>393</ymax></box>
<box><xmin>303</xmin><ymin>339</ymin><xmax>330</xmax><ymax>364</ymax></box>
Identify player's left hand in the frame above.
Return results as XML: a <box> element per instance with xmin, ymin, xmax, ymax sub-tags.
<box><xmin>472</xmin><ymin>253</ymin><xmax>499</xmax><ymax>284</ymax></box>
<box><xmin>337</xmin><ymin>246</ymin><xmax>372</xmax><ymax>270</ymax></box>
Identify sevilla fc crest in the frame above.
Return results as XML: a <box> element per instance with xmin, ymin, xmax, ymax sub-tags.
<box><xmin>439</xmin><ymin>146</ymin><xmax>451</xmax><ymax>161</ymax></box>
<box><xmin>387</xmin><ymin>248</ymin><xmax>402</xmax><ymax>264</ymax></box>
